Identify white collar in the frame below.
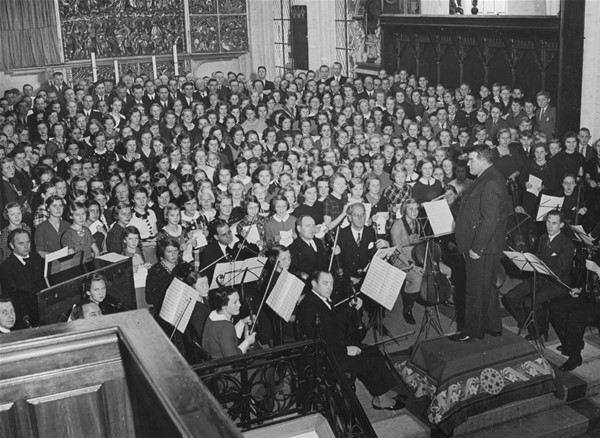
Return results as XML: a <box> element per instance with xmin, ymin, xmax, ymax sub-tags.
<box><xmin>14</xmin><ymin>253</ymin><xmax>29</xmax><ymax>265</ymax></box>
<box><xmin>209</xmin><ymin>310</ymin><xmax>231</xmax><ymax>322</ymax></box>
<box><xmin>548</xmin><ymin>232</ymin><xmax>559</xmax><ymax>243</ymax></box>
<box><xmin>351</xmin><ymin>227</ymin><xmax>364</xmax><ymax>240</ymax></box>
<box><xmin>418</xmin><ymin>177</ymin><xmax>435</xmax><ymax>186</ymax></box>
<box><xmin>0</xmin><ymin>326</ymin><xmax>10</xmax><ymax>333</ymax></box>
<box><xmin>311</xmin><ymin>290</ymin><xmax>331</xmax><ymax>309</ymax></box>
<box><xmin>274</xmin><ymin>213</ymin><xmax>289</xmax><ymax>223</ymax></box>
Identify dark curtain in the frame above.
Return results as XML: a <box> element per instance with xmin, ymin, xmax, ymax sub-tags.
<box><xmin>0</xmin><ymin>0</ymin><xmax>62</xmax><ymax>70</ymax></box>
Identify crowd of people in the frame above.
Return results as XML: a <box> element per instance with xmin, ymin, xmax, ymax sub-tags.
<box><xmin>1</xmin><ymin>61</ymin><xmax>599</xmax><ymax>407</ymax></box>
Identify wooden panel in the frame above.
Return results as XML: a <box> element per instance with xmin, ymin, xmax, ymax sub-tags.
<box><xmin>0</xmin><ymin>403</ymin><xmax>19</xmax><ymax>438</ymax></box>
<box><xmin>0</xmin><ymin>311</ymin><xmax>242</xmax><ymax>438</ymax></box>
<box><xmin>27</xmin><ymin>385</ymin><xmax>107</xmax><ymax>438</ymax></box>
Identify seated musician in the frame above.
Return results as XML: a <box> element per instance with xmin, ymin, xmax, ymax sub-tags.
<box><xmin>296</xmin><ymin>271</ymin><xmax>405</xmax><ymax>411</ymax></box>
<box><xmin>550</xmin><ymin>259</ymin><xmax>600</xmax><ymax>371</ymax></box>
<box><xmin>70</xmin><ymin>300</ymin><xmax>102</xmax><ymax>320</ymax></box>
<box><xmin>0</xmin><ymin>297</ymin><xmax>17</xmax><ymax>333</ymax></box>
<box><xmin>202</xmin><ymin>286</ymin><xmax>256</xmax><ymax>360</ymax></box>
<box><xmin>502</xmin><ymin>210</ymin><xmax>575</xmax><ymax>340</ymax></box>
<box><xmin>337</xmin><ymin>203</ymin><xmax>390</xmax><ymax>284</ymax></box>
<box><xmin>389</xmin><ymin>198</ymin><xmax>452</xmax><ymax>325</ymax></box>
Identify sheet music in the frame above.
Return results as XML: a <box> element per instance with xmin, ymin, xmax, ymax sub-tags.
<box><xmin>88</xmin><ymin>219</ymin><xmax>104</xmax><ymax>234</ymax></box>
<box><xmin>209</xmin><ymin>257</ymin><xmax>267</xmax><ymax>289</ymax></box>
<box><xmin>536</xmin><ymin>195</ymin><xmax>564</xmax><ymax>221</ymax></box>
<box><xmin>374</xmin><ymin>246</ymin><xmax>397</xmax><ymax>260</ymax></box>
<box><xmin>97</xmin><ymin>252</ymin><xmax>128</xmax><ymax>263</ymax></box>
<box><xmin>526</xmin><ymin>175</ymin><xmax>543</xmax><ymax>196</ymax></box>
<box><xmin>159</xmin><ymin>278</ymin><xmax>199</xmax><ymax>333</ymax></box>
<box><xmin>361</xmin><ymin>256</ymin><xmax>405</xmax><ymax>310</ymax></box>
<box><xmin>242</xmin><ymin>224</ymin><xmax>260</xmax><ymax>244</ymax></box>
<box><xmin>266</xmin><ymin>270</ymin><xmax>304</xmax><ymax>322</ymax></box>
<box><xmin>373</xmin><ymin>212</ymin><xmax>389</xmax><ymax>234</ymax></box>
<box><xmin>503</xmin><ymin>251</ymin><xmax>559</xmax><ymax>280</ymax></box>
<box><xmin>44</xmin><ymin>246</ymin><xmax>69</xmax><ymax>278</ymax></box>
<box><xmin>314</xmin><ymin>224</ymin><xmax>328</xmax><ymax>239</ymax></box>
<box><xmin>279</xmin><ymin>229</ymin><xmax>294</xmax><ymax>247</ymax></box>
<box><xmin>133</xmin><ymin>266</ymin><xmax>148</xmax><ymax>289</ymax></box>
<box><xmin>423</xmin><ymin>199</ymin><xmax>455</xmax><ymax>236</ymax></box>
<box><xmin>570</xmin><ymin>225</ymin><xmax>595</xmax><ymax>246</ymax></box>
<box><xmin>192</xmin><ymin>230</ymin><xmax>208</xmax><ymax>248</ymax></box>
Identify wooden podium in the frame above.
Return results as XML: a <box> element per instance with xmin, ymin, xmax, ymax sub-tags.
<box><xmin>0</xmin><ymin>311</ymin><xmax>242</xmax><ymax>438</ymax></box>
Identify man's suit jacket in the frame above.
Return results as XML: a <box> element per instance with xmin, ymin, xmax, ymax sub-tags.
<box><xmin>537</xmin><ymin>232</ymin><xmax>574</xmax><ymax>286</ymax></box>
<box><xmin>263</xmin><ymin>80</ymin><xmax>275</xmax><ymax>91</ymax></box>
<box><xmin>455</xmin><ymin>165</ymin><xmax>509</xmax><ymax>256</ymax></box>
<box><xmin>535</xmin><ymin>105</ymin><xmax>557</xmax><ymax>140</ymax></box>
<box><xmin>337</xmin><ymin>226</ymin><xmax>377</xmax><ymax>277</ymax></box>
<box><xmin>289</xmin><ymin>237</ymin><xmax>328</xmax><ymax>278</ymax></box>
<box><xmin>485</xmin><ymin>118</ymin><xmax>510</xmax><ymax>143</ymax></box>
<box><xmin>0</xmin><ymin>252</ymin><xmax>44</xmax><ymax>328</ymax></box>
<box><xmin>325</xmin><ymin>75</ymin><xmax>348</xmax><ymax>86</ymax></box>
<box><xmin>199</xmin><ymin>241</ymin><xmax>231</xmax><ymax>284</ymax></box>
<box><xmin>296</xmin><ymin>290</ymin><xmax>347</xmax><ymax>358</ymax></box>
<box><xmin>142</xmin><ymin>94</ymin><xmax>159</xmax><ymax>113</ymax></box>
<box><xmin>578</xmin><ymin>144</ymin><xmax>597</xmax><ymax>162</ymax></box>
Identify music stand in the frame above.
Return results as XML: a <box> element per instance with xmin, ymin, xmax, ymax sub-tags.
<box><xmin>503</xmin><ymin>251</ymin><xmax>567</xmax><ymax>355</ymax></box>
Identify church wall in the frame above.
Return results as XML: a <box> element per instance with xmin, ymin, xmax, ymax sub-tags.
<box><xmin>580</xmin><ymin>0</ymin><xmax>600</xmax><ymax>140</ymax></box>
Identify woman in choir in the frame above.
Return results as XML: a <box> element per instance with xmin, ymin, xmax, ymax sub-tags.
<box><xmin>82</xmin><ymin>273</ymin><xmax>124</xmax><ymax>315</ymax></box>
<box><xmin>145</xmin><ymin>237</ymin><xmax>182</xmax><ymax>315</ymax></box>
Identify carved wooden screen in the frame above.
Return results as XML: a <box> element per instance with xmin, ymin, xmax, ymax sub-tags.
<box><xmin>380</xmin><ymin>16</ymin><xmax>560</xmax><ymax>104</ymax></box>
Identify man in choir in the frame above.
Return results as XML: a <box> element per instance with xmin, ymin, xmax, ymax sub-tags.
<box><xmin>296</xmin><ymin>271</ymin><xmax>405</xmax><ymax>410</ymax></box>
<box><xmin>0</xmin><ymin>229</ymin><xmax>44</xmax><ymax>329</ymax></box>
<box><xmin>452</xmin><ymin>145</ymin><xmax>509</xmax><ymax>341</ymax></box>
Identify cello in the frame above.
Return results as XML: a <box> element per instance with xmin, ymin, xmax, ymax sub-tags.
<box><xmin>411</xmin><ymin>239</ymin><xmax>453</xmax><ymax>306</ymax></box>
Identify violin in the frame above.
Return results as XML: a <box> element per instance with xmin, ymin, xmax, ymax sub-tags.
<box><xmin>342</xmin><ymin>284</ymin><xmax>367</xmax><ymax>345</ymax></box>
<box><xmin>411</xmin><ymin>239</ymin><xmax>453</xmax><ymax>306</ymax></box>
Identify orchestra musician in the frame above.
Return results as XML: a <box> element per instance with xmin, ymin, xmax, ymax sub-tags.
<box><xmin>502</xmin><ymin>210</ymin><xmax>575</xmax><ymax>340</ymax></box>
<box><xmin>288</xmin><ymin>215</ymin><xmax>328</xmax><ymax>281</ymax></box>
<box><xmin>296</xmin><ymin>271</ymin><xmax>405</xmax><ymax>411</ymax></box>
<box><xmin>389</xmin><ymin>198</ymin><xmax>451</xmax><ymax>325</ymax></box>
<box><xmin>550</xmin><ymin>259</ymin><xmax>600</xmax><ymax>371</ymax></box>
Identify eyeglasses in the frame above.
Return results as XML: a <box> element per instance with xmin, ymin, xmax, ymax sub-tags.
<box><xmin>351</xmin><ymin>213</ymin><xmax>366</xmax><ymax>219</ymax></box>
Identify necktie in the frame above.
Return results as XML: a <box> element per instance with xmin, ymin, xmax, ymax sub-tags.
<box><xmin>23</xmin><ymin>257</ymin><xmax>30</xmax><ymax>266</ymax></box>
<box><xmin>326</xmin><ymin>298</ymin><xmax>333</xmax><ymax>308</ymax></box>
<box><xmin>356</xmin><ymin>232</ymin><xmax>361</xmax><ymax>246</ymax></box>
<box><xmin>540</xmin><ymin>108</ymin><xmax>545</xmax><ymax>120</ymax></box>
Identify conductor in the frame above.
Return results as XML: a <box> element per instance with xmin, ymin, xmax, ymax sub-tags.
<box><xmin>452</xmin><ymin>145</ymin><xmax>509</xmax><ymax>341</ymax></box>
